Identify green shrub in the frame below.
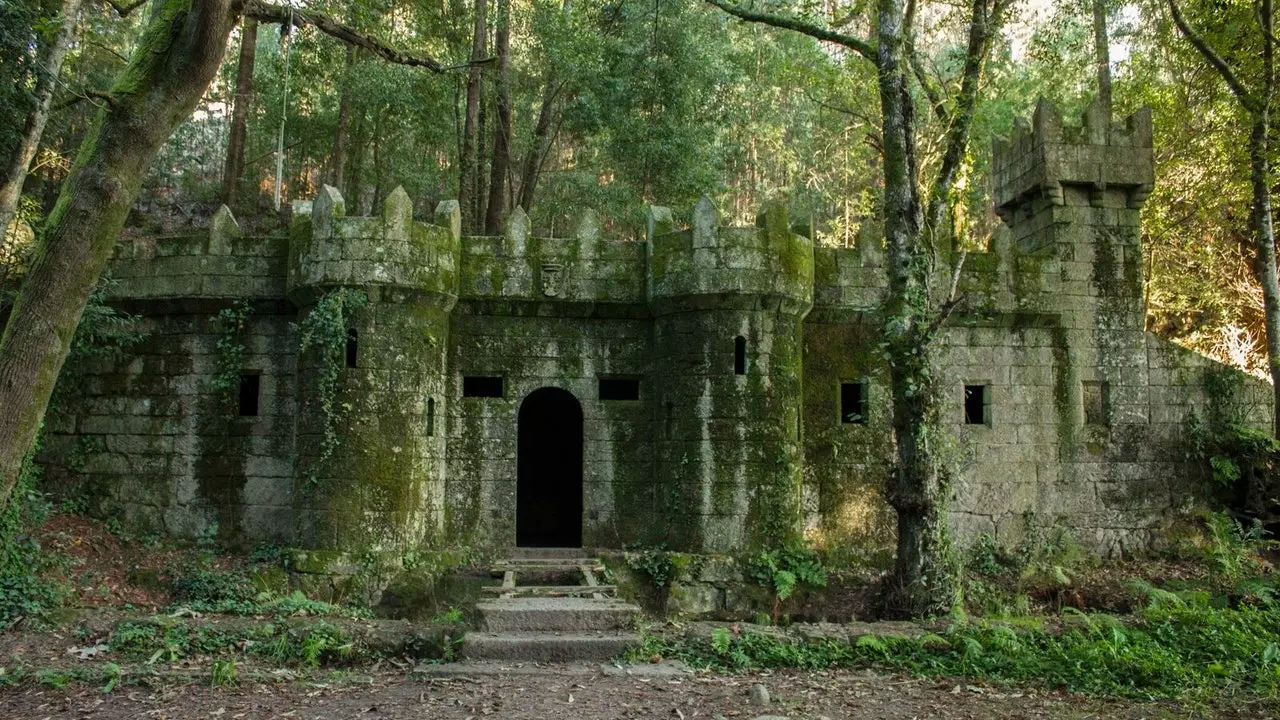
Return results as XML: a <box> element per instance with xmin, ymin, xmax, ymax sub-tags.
<box><xmin>170</xmin><ymin>568</ymin><xmax>255</xmax><ymax>607</ymax></box>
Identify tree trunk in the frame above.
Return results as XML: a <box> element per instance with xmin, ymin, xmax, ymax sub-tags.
<box><xmin>877</xmin><ymin>0</ymin><xmax>955</xmax><ymax>619</ymax></box>
<box><xmin>0</xmin><ymin>0</ymin><xmax>240</xmax><ymax>508</ymax></box>
<box><xmin>475</xmin><ymin>75</ymin><xmax>489</xmax><ymax>227</ymax></box>
<box><xmin>1093</xmin><ymin>0</ymin><xmax>1112</xmax><ymax>116</ymax></box>
<box><xmin>220</xmin><ymin>16</ymin><xmax>257</xmax><ymax>208</ymax></box>
<box><xmin>0</xmin><ymin>0</ymin><xmax>83</xmax><ymax>241</ymax></box>
<box><xmin>345</xmin><ymin>108</ymin><xmax>365</xmax><ymax>205</ymax></box>
<box><xmin>516</xmin><ymin>80</ymin><xmax>559</xmax><ymax>213</ymax></box>
<box><xmin>483</xmin><ymin>0</ymin><xmax>511</xmax><ymax>234</ymax></box>
<box><xmin>458</xmin><ymin>0</ymin><xmax>487</xmax><ymax>234</ymax></box>
<box><xmin>1249</xmin><ymin>117</ymin><xmax>1280</xmax><ymax>434</ymax></box>
<box><xmin>331</xmin><ymin>46</ymin><xmax>355</xmax><ymax>189</ymax></box>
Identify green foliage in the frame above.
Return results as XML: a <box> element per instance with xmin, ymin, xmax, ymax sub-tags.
<box><xmin>0</xmin><ymin>453</ymin><xmax>64</xmax><ymax>626</ymax></box>
<box><xmin>636</xmin><ymin>599</ymin><xmax>1280</xmax><ymax>700</ymax></box>
<box><xmin>749</xmin><ymin>540</ymin><xmax>828</xmax><ymax>604</ymax></box>
<box><xmin>100</xmin><ymin>662</ymin><xmax>122</xmax><ymax>693</ymax></box>
<box><xmin>623</xmin><ymin>544</ymin><xmax>678</xmax><ymax>589</ymax></box>
<box><xmin>1202</xmin><ymin>510</ymin><xmax>1272</xmax><ymax>586</ymax></box>
<box><xmin>431</xmin><ymin>606</ymin><xmax>464</xmax><ymax>624</ymax></box>
<box><xmin>210</xmin><ymin>658</ymin><xmax>237</xmax><ymax>687</ymax></box>
<box><xmin>170</xmin><ymin>567</ymin><xmax>255</xmax><ymax>607</ymax></box>
<box><xmin>209</xmin><ymin>299</ymin><xmax>253</xmax><ymax>412</ymax></box>
<box><xmin>296</xmin><ymin>289</ymin><xmax>368</xmax><ymax>482</ymax></box>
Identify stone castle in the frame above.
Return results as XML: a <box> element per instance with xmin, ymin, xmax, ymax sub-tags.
<box><xmin>41</xmin><ymin>100</ymin><xmax>1271</xmax><ymax>566</ymax></box>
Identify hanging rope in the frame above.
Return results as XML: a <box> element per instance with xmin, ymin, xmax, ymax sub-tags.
<box><xmin>273</xmin><ymin>10</ymin><xmax>293</xmax><ymax>212</ymax></box>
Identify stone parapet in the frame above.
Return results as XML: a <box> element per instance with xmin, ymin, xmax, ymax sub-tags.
<box><xmin>287</xmin><ymin>185</ymin><xmax>459</xmax><ymax>309</ymax></box>
<box><xmin>647</xmin><ymin>198</ymin><xmax>815</xmax><ymax>317</ymax></box>
<box><xmin>107</xmin><ymin>206</ymin><xmax>288</xmax><ymax>302</ymax></box>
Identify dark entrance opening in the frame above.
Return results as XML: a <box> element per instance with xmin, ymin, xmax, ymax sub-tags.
<box><xmin>516</xmin><ymin>387</ymin><xmax>584</xmax><ymax>547</ymax></box>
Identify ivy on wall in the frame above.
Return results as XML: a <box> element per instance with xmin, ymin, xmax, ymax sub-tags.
<box><xmin>297</xmin><ymin>289</ymin><xmax>369</xmax><ymax>483</ymax></box>
<box><xmin>209</xmin><ymin>299</ymin><xmax>253</xmax><ymax>415</ymax></box>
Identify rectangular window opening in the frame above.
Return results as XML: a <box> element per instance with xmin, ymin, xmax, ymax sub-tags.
<box><xmin>1083</xmin><ymin>380</ymin><xmax>1110</xmax><ymax>426</ymax></box>
<box><xmin>238</xmin><ymin>373</ymin><xmax>261</xmax><ymax>417</ymax></box>
<box><xmin>734</xmin><ymin>336</ymin><xmax>747</xmax><ymax>375</ymax></box>
<box><xmin>463</xmin><ymin>376</ymin><xmax>504</xmax><ymax>398</ymax></box>
<box><xmin>964</xmin><ymin>384</ymin><xmax>989</xmax><ymax>426</ymax></box>
<box><xmin>426</xmin><ymin>397</ymin><xmax>436</xmax><ymax>436</ymax></box>
<box><xmin>345</xmin><ymin>328</ymin><xmax>359</xmax><ymax>368</ymax></box>
<box><xmin>840</xmin><ymin>381</ymin><xmax>868</xmax><ymax>425</ymax></box>
<box><xmin>599</xmin><ymin>377</ymin><xmax>641</xmax><ymax>401</ymax></box>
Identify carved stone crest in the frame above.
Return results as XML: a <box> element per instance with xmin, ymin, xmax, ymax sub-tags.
<box><xmin>540</xmin><ymin>262</ymin><xmax>565</xmax><ymax>297</ymax></box>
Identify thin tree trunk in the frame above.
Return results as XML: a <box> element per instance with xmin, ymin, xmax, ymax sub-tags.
<box><xmin>331</xmin><ymin>46</ymin><xmax>355</xmax><ymax>189</ymax></box>
<box><xmin>458</xmin><ymin>0</ymin><xmax>487</xmax><ymax>234</ymax></box>
<box><xmin>0</xmin><ymin>0</ymin><xmax>240</xmax><ymax>507</ymax></box>
<box><xmin>475</xmin><ymin>74</ymin><xmax>488</xmax><ymax>227</ymax></box>
<box><xmin>1093</xmin><ymin>0</ymin><xmax>1112</xmax><ymax>116</ymax></box>
<box><xmin>0</xmin><ymin>0</ymin><xmax>83</xmax><ymax>241</ymax></box>
<box><xmin>483</xmin><ymin>0</ymin><xmax>511</xmax><ymax>234</ymax></box>
<box><xmin>516</xmin><ymin>80</ymin><xmax>560</xmax><ymax>213</ymax></box>
<box><xmin>1249</xmin><ymin>118</ymin><xmax>1280</xmax><ymax>434</ymax></box>
<box><xmin>220</xmin><ymin>17</ymin><xmax>257</xmax><ymax>208</ymax></box>
<box><xmin>345</xmin><ymin>108</ymin><xmax>365</xmax><ymax>204</ymax></box>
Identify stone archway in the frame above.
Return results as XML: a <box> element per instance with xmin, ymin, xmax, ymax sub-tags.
<box><xmin>516</xmin><ymin>387</ymin><xmax>584</xmax><ymax>547</ymax></box>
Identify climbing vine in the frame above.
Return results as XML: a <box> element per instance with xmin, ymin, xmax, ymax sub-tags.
<box><xmin>296</xmin><ymin>289</ymin><xmax>368</xmax><ymax>482</ymax></box>
<box><xmin>209</xmin><ymin>299</ymin><xmax>253</xmax><ymax>414</ymax></box>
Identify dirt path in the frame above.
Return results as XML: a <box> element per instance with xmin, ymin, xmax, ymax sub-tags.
<box><xmin>0</xmin><ymin>663</ymin><xmax>1262</xmax><ymax>720</ymax></box>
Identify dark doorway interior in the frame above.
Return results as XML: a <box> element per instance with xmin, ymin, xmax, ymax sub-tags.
<box><xmin>516</xmin><ymin>387</ymin><xmax>584</xmax><ymax>547</ymax></box>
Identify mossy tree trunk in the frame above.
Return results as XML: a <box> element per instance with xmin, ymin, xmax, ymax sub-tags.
<box><xmin>483</xmin><ymin>0</ymin><xmax>512</xmax><ymax>234</ymax></box>
<box><xmin>0</xmin><ymin>0</ymin><xmax>242</xmax><ymax>507</ymax></box>
<box><xmin>706</xmin><ymin>0</ymin><xmax>1004</xmax><ymax>618</ymax></box>
<box><xmin>458</xmin><ymin>0</ymin><xmax>487</xmax><ymax>234</ymax></box>
<box><xmin>1170</xmin><ymin>0</ymin><xmax>1280</xmax><ymax>436</ymax></box>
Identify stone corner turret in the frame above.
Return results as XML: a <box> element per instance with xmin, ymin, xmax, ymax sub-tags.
<box><xmin>993</xmin><ymin>98</ymin><xmax>1155</xmax><ymax>223</ymax></box>
<box><xmin>287</xmin><ymin>185</ymin><xmax>459</xmax><ymax>309</ymax></box>
<box><xmin>646</xmin><ymin>195</ymin><xmax>814</xmax><ymax>317</ymax></box>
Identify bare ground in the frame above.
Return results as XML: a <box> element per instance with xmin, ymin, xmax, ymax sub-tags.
<box><xmin>1</xmin><ymin>663</ymin><xmax>1272</xmax><ymax>720</ymax></box>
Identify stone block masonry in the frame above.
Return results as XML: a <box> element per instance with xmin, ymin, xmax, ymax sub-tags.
<box><xmin>40</xmin><ymin>98</ymin><xmax>1271</xmax><ymax>567</ymax></box>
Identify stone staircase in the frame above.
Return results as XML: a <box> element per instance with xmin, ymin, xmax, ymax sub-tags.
<box><xmin>462</xmin><ymin>549</ymin><xmax>641</xmax><ymax>662</ymax></box>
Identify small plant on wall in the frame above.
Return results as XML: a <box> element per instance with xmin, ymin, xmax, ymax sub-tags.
<box><xmin>209</xmin><ymin>299</ymin><xmax>252</xmax><ymax>414</ymax></box>
<box><xmin>296</xmin><ymin>289</ymin><xmax>368</xmax><ymax>482</ymax></box>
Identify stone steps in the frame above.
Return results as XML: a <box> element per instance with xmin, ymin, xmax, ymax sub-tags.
<box><xmin>477</xmin><ymin>597</ymin><xmax>639</xmax><ymax>632</ymax></box>
<box><xmin>462</xmin><ymin>630</ymin><xmax>637</xmax><ymax>663</ymax></box>
<box><xmin>461</xmin><ymin>551</ymin><xmax>641</xmax><ymax>663</ymax></box>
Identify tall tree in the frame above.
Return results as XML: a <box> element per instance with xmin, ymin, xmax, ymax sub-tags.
<box><xmin>0</xmin><ymin>0</ymin><xmax>83</xmax><ymax>242</ymax></box>
<box><xmin>458</xmin><ymin>0</ymin><xmax>488</xmax><ymax>233</ymax></box>
<box><xmin>220</xmin><ymin>16</ymin><xmax>258</xmax><ymax>207</ymax></box>
<box><xmin>483</xmin><ymin>0</ymin><xmax>511</xmax><ymax>234</ymax></box>
<box><xmin>706</xmin><ymin>0</ymin><xmax>1008</xmax><ymax>617</ymax></box>
<box><xmin>1168</xmin><ymin>0</ymin><xmax>1280</xmax><ymax>434</ymax></box>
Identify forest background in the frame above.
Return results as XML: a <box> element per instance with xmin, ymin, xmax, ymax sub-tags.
<box><xmin>0</xmin><ymin>0</ymin><xmax>1262</xmax><ymax>379</ymax></box>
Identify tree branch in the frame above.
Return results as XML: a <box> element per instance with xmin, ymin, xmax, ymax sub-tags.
<box><xmin>244</xmin><ymin>0</ymin><xmax>446</xmax><ymax>73</ymax></box>
<box><xmin>909</xmin><ymin>52</ymin><xmax>947</xmax><ymax>123</ymax></box>
<box><xmin>1168</xmin><ymin>0</ymin><xmax>1260</xmax><ymax>112</ymax></box>
<box><xmin>703</xmin><ymin>0</ymin><xmax>875</xmax><ymax>61</ymax></box>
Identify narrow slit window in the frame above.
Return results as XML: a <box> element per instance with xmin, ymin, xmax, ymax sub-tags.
<box><xmin>426</xmin><ymin>397</ymin><xmax>435</xmax><ymax>437</ymax></box>
<box><xmin>840</xmin><ymin>381</ymin><xmax>868</xmax><ymax>425</ymax></box>
<box><xmin>463</xmin><ymin>376</ymin><xmax>504</xmax><ymax>398</ymax></box>
<box><xmin>734</xmin><ymin>336</ymin><xmax>747</xmax><ymax>375</ymax></box>
<box><xmin>599</xmin><ymin>377</ymin><xmax>641</xmax><ymax>401</ymax></box>
<box><xmin>964</xmin><ymin>384</ymin><xmax>989</xmax><ymax>425</ymax></box>
<box><xmin>345</xmin><ymin>328</ymin><xmax>359</xmax><ymax>368</ymax></box>
<box><xmin>1083</xmin><ymin>381</ymin><xmax>1110</xmax><ymax>426</ymax></box>
<box><xmin>238</xmin><ymin>373</ymin><xmax>260</xmax><ymax>417</ymax></box>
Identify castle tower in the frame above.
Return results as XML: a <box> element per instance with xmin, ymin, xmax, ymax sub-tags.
<box><xmin>993</xmin><ymin>99</ymin><xmax>1155</xmax><ymax>441</ymax></box>
<box><xmin>646</xmin><ymin>198</ymin><xmax>815</xmax><ymax>552</ymax></box>
<box><xmin>287</xmin><ymin>186</ymin><xmax>459</xmax><ymax>557</ymax></box>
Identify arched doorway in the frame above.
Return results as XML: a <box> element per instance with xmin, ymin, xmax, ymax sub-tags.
<box><xmin>516</xmin><ymin>387</ymin><xmax>584</xmax><ymax>547</ymax></box>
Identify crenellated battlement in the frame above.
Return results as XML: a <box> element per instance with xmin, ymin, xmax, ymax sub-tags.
<box><xmin>993</xmin><ymin>98</ymin><xmax>1154</xmax><ymax>221</ymax></box>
